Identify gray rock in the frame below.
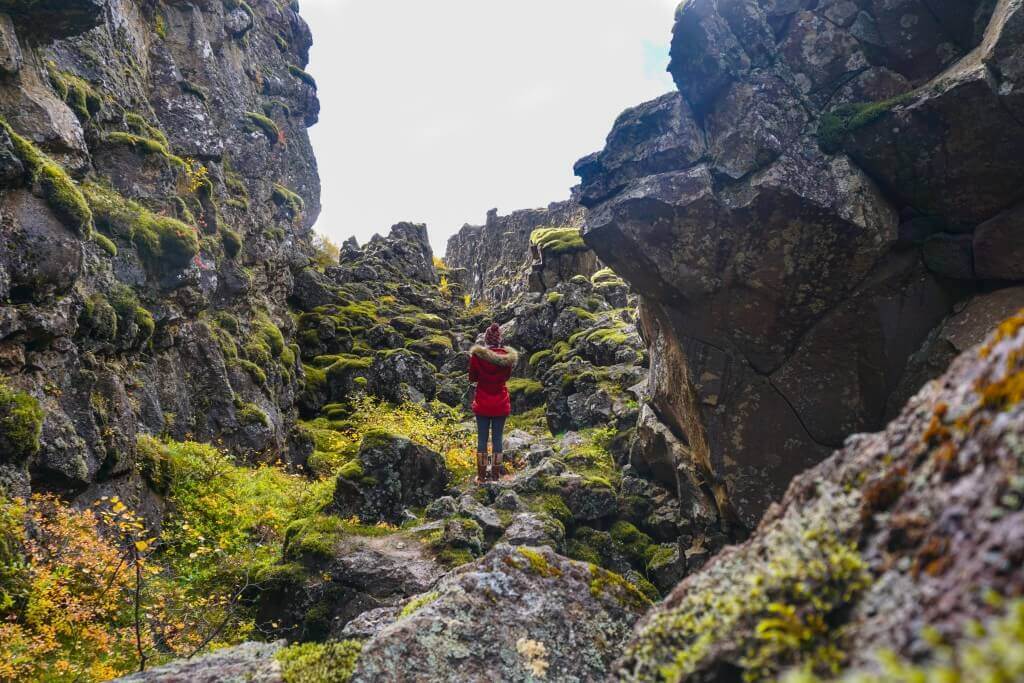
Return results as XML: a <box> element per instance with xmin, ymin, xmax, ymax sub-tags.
<box><xmin>458</xmin><ymin>494</ymin><xmax>505</xmax><ymax>535</ymax></box>
<box><xmin>493</xmin><ymin>489</ymin><xmax>523</xmax><ymax>511</ymax></box>
<box><xmin>425</xmin><ymin>495</ymin><xmax>459</xmax><ymax>520</ymax></box>
<box><xmin>113</xmin><ymin>641</ymin><xmax>284</xmax><ymax>683</ymax></box>
<box><xmin>351</xmin><ymin>545</ymin><xmax>649</xmax><ymax>682</ymax></box>
<box><xmin>501</xmin><ymin>512</ymin><xmax>565</xmax><ymax>550</ymax></box>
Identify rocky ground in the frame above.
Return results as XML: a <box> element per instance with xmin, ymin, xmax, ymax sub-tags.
<box><xmin>1</xmin><ymin>0</ymin><xmax>1023</xmax><ymax>681</ymax></box>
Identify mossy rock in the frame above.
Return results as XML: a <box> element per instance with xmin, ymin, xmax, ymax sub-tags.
<box><xmin>530</xmin><ymin>226</ymin><xmax>587</xmax><ymax>255</ymax></box>
<box><xmin>276</xmin><ymin>639</ymin><xmax>362</xmax><ymax>683</ymax></box>
<box><xmin>0</xmin><ymin>382</ymin><xmax>43</xmax><ymax>464</ymax></box>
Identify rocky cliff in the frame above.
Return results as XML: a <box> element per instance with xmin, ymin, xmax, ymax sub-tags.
<box><xmin>0</xmin><ymin>0</ymin><xmax>320</xmax><ymax>504</ymax></box>
<box><xmin>446</xmin><ymin>194</ymin><xmax>587</xmax><ymax>304</ymax></box>
<box><xmin>576</xmin><ymin>0</ymin><xmax>1024</xmax><ymax>532</ymax></box>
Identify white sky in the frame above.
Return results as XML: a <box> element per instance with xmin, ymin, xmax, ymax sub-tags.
<box><xmin>300</xmin><ymin>0</ymin><xmax>678</xmax><ymax>255</ymax></box>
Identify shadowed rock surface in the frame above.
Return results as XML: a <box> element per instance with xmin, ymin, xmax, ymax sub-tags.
<box><xmin>577</xmin><ymin>0</ymin><xmax>1024</xmax><ymax>532</ymax></box>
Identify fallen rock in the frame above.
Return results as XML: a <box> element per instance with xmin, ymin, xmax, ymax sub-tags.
<box><xmin>113</xmin><ymin>641</ymin><xmax>284</xmax><ymax>683</ymax></box>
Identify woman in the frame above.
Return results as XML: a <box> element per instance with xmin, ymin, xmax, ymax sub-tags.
<box><xmin>469</xmin><ymin>323</ymin><xmax>518</xmax><ymax>483</ymax></box>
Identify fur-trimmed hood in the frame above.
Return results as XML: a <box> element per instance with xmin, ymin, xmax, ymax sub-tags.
<box><xmin>470</xmin><ymin>344</ymin><xmax>519</xmax><ymax>367</ymax></box>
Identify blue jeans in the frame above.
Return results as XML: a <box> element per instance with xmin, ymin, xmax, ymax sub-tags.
<box><xmin>476</xmin><ymin>415</ymin><xmax>506</xmax><ymax>453</ymax></box>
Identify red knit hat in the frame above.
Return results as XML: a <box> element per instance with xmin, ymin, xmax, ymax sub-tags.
<box><xmin>484</xmin><ymin>323</ymin><xmax>502</xmax><ymax>347</ymax></box>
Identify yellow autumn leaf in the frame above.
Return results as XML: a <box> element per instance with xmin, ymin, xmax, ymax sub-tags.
<box><xmin>134</xmin><ymin>540</ymin><xmax>148</xmax><ymax>552</ymax></box>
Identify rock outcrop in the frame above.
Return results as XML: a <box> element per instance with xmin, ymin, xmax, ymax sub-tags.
<box><xmin>446</xmin><ymin>196</ymin><xmax>586</xmax><ymax>304</ymax></box>
<box><xmin>0</xmin><ymin>0</ymin><xmax>321</xmax><ymax>507</ymax></box>
<box><xmin>577</xmin><ymin>0</ymin><xmax>1024</xmax><ymax>531</ymax></box>
<box><xmin>615</xmin><ymin>311</ymin><xmax>1024</xmax><ymax>681</ymax></box>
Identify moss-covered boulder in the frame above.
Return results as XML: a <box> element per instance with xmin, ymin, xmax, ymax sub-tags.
<box><xmin>350</xmin><ymin>544</ymin><xmax>649</xmax><ymax>682</ymax></box>
<box><xmin>334</xmin><ymin>430</ymin><xmax>450</xmax><ymax>524</ymax></box>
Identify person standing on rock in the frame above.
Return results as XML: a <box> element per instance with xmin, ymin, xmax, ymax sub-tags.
<box><xmin>469</xmin><ymin>323</ymin><xmax>518</xmax><ymax>483</ymax></box>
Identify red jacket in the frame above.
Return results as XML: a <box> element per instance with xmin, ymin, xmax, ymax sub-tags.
<box><xmin>469</xmin><ymin>344</ymin><xmax>518</xmax><ymax>417</ymax></box>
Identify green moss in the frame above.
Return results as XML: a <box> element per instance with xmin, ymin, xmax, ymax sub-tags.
<box><xmin>545</xmin><ymin>291</ymin><xmax>564</xmax><ymax>305</ymax></box>
<box><xmin>154</xmin><ymin>13</ymin><xmax>166</xmax><ymax>39</ymax></box>
<box><xmin>336</xmin><ymin>459</ymin><xmax>365</xmax><ymax>481</ymax></box>
<box><xmin>0</xmin><ymin>382</ymin><xmax>44</xmax><ymax>464</ymax></box>
<box><xmin>530</xmin><ymin>226</ymin><xmax>587</xmax><ymax>255</ymax></box>
<box><xmin>46</xmin><ymin>62</ymin><xmax>102</xmax><ymax>120</ymax></box>
<box><xmin>782</xmin><ymin>597</ymin><xmax>1024</xmax><ymax>683</ymax></box>
<box><xmin>534</xmin><ymin>492</ymin><xmax>572</xmax><ymax>524</ymax></box>
<box><xmin>276</xmin><ymin>640</ymin><xmax>362</xmax><ymax>683</ymax></box>
<box><xmin>515</xmin><ymin>547</ymin><xmax>562</xmax><ymax>578</ymax></box>
<box><xmin>233</xmin><ymin>359</ymin><xmax>267</xmax><ymax>385</ymax></box>
<box><xmin>256</xmin><ymin>317</ymin><xmax>286</xmax><ymax>357</ymax></box>
<box><xmin>237</xmin><ymin>402</ymin><xmax>269</xmax><ymax>428</ymax></box>
<box><xmin>569</xmin><ymin>306</ymin><xmax>596</xmax><ymax>321</ymax></box>
<box><xmin>124</xmin><ymin>113</ymin><xmax>169</xmax><ymax>147</ymax></box>
<box><xmin>400</xmin><ymin>590</ymin><xmax>441</xmax><ymax>618</ymax></box>
<box><xmin>137</xmin><ymin>434</ymin><xmax>172</xmax><ymax>494</ymax></box>
<box><xmin>287</xmin><ymin>64</ymin><xmax>317</xmax><ymax>89</ymax></box>
<box><xmin>529</xmin><ymin>349</ymin><xmax>553</xmax><ymax>366</ymax></box>
<box><xmin>272</xmin><ymin>183</ymin><xmax>305</xmax><ymax>215</ymax></box>
<box><xmin>245</xmin><ymin>112</ymin><xmax>280</xmax><ymax>143</ymax></box>
<box><xmin>82</xmin><ymin>293</ymin><xmax>118</xmax><ymax>340</ymax></box>
<box><xmin>283</xmin><ymin>514</ymin><xmax>345</xmax><ymax>560</ymax></box>
<box><xmin>104</xmin><ymin>131</ymin><xmax>185</xmax><ymax>168</ymax></box>
<box><xmin>588</xmin><ymin>564</ymin><xmax>653</xmax><ymax>611</ymax></box>
<box><xmin>221</xmin><ymin>228</ymin><xmax>243</xmax><ymax>259</ymax></box>
<box><xmin>817</xmin><ymin>91</ymin><xmax>915</xmax><ymax>154</ymax></box>
<box><xmin>586</xmin><ymin>327</ymin><xmax>628</xmax><ymax>345</ymax></box>
<box><xmin>507</xmin><ymin>377</ymin><xmax>544</xmax><ymax>397</ymax></box>
<box><xmin>83</xmin><ymin>183</ymin><xmax>199</xmax><ymax>270</ymax></box>
<box><xmin>0</xmin><ymin>118</ymin><xmax>92</xmax><ymax>236</ymax></box>
<box><xmin>109</xmin><ymin>284</ymin><xmax>154</xmax><ymax>345</ymax></box>
<box><xmin>91</xmin><ymin>231</ymin><xmax>117</xmax><ymax>256</ymax></box>
<box><xmin>591</xmin><ymin>267</ymin><xmax>624</xmax><ymax>286</ymax></box>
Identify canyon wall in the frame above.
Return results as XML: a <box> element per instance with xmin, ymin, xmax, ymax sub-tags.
<box><xmin>0</xmin><ymin>0</ymin><xmax>320</xmax><ymax>505</ymax></box>
<box><xmin>445</xmin><ymin>194</ymin><xmax>586</xmax><ymax>304</ymax></box>
<box><xmin>576</xmin><ymin>0</ymin><xmax>1024</xmax><ymax>530</ymax></box>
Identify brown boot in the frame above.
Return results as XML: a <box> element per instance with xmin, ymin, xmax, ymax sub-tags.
<box><xmin>476</xmin><ymin>452</ymin><xmax>489</xmax><ymax>484</ymax></box>
<box><xmin>490</xmin><ymin>453</ymin><xmax>504</xmax><ymax>481</ymax></box>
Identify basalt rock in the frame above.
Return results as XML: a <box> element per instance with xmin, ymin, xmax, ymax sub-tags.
<box><xmin>0</xmin><ymin>0</ymin><xmax>322</xmax><ymax>503</ymax></box>
<box><xmin>616</xmin><ymin>310</ymin><xmax>1024</xmax><ymax>681</ymax></box>
<box><xmin>446</xmin><ymin>197</ymin><xmax>587</xmax><ymax>305</ymax></box>
<box><xmin>350</xmin><ymin>544</ymin><xmax>650</xmax><ymax>682</ymax></box>
<box><xmin>577</xmin><ymin>0</ymin><xmax>1024</xmax><ymax>532</ymax></box>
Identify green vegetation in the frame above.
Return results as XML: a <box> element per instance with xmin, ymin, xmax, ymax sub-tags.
<box><xmin>272</xmin><ymin>183</ymin><xmax>305</xmax><ymax>216</ymax></box>
<box><xmin>623</xmin><ymin>495</ymin><xmax>870</xmax><ymax>681</ymax></box>
<box><xmin>124</xmin><ymin>113</ymin><xmax>169</xmax><ymax>147</ymax></box>
<box><xmin>91</xmin><ymin>231</ymin><xmax>117</xmax><ymax>256</ymax></box>
<box><xmin>180</xmin><ymin>80</ymin><xmax>209</xmax><ymax>102</ymax></box>
<box><xmin>529</xmin><ymin>349</ymin><xmax>554</xmax><ymax>366</ymax></box>
<box><xmin>237</xmin><ymin>401</ymin><xmax>269</xmax><ymax>427</ymax></box>
<box><xmin>817</xmin><ymin>92</ymin><xmax>915</xmax><ymax>154</ymax></box>
<box><xmin>591</xmin><ymin>267</ymin><xmax>625</xmax><ymax>288</ymax></box>
<box><xmin>0</xmin><ymin>381</ymin><xmax>44</xmax><ymax>464</ymax></box>
<box><xmin>83</xmin><ymin>183</ymin><xmax>199</xmax><ymax>270</ymax></box>
<box><xmin>783</xmin><ymin>597</ymin><xmax>1024</xmax><ymax>683</ymax></box>
<box><xmin>400</xmin><ymin>590</ymin><xmax>442</xmax><ymax>618</ymax></box>
<box><xmin>109</xmin><ymin>284</ymin><xmax>155</xmax><ymax>344</ymax></box>
<box><xmin>0</xmin><ymin>118</ymin><xmax>92</xmax><ymax>236</ymax></box>
<box><xmin>288</xmin><ymin>64</ymin><xmax>318</xmax><ymax>89</ymax></box>
<box><xmin>245</xmin><ymin>112</ymin><xmax>281</xmax><ymax>143</ymax></box>
<box><xmin>276</xmin><ymin>640</ymin><xmax>362</xmax><ymax>683</ymax></box>
<box><xmin>507</xmin><ymin>377</ymin><xmax>544</xmax><ymax>398</ymax></box>
<box><xmin>104</xmin><ymin>132</ymin><xmax>186</xmax><ymax>168</ymax></box>
<box><xmin>221</xmin><ymin>227</ymin><xmax>243</xmax><ymax>258</ymax></box>
<box><xmin>530</xmin><ymin>226</ymin><xmax>587</xmax><ymax>255</ymax></box>
<box><xmin>46</xmin><ymin>63</ymin><xmax>102</xmax><ymax>120</ymax></box>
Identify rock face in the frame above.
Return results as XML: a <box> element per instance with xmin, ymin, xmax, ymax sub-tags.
<box><xmin>0</xmin><ymin>0</ymin><xmax>321</xmax><ymax>504</ymax></box>
<box><xmin>615</xmin><ymin>311</ymin><xmax>1024</xmax><ymax>681</ymax></box>
<box><xmin>577</xmin><ymin>0</ymin><xmax>1024</xmax><ymax>531</ymax></box>
<box><xmin>351</xmin><ymin>544</ymin><xmax>650</xmax><ymax>682</ymax></box>
<box><xmin>446</xmin><ymin>196</ymin><xmax>586</xmax><ymax>304</ymax></box>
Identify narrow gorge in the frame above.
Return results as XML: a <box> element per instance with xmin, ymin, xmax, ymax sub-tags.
<box><xmin>0</xmin><ymin>0</ymin><xmax>1022</xmax><ymax>681</ymax></box>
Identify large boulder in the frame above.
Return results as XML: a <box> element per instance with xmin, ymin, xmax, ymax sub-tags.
<box><xmin>575</xmin><ymin>0</ymin><xmax>1024</xmax><ymax>533</ymax></box>
<box><xmin>615</xmin><ymin>311</ymin><xmax>1024</xmax><ymax>681</ymax></box>
<box><xmin>351</xmin><ymin>544</ymin><xmax>650</xmax><ymax>682</ymax></box>
<box><xmin>113</xmin><ymin>641</ymin><xmax>284</xmax><ymax>683</ymax></box>
<box><xmin>334</xmin><ymin>431</ymin><xmax>450</xmax><ymax>524</ymax></box>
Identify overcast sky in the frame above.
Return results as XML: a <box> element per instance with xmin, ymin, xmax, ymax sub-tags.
<box><xmin>300</xmin><ymin>0</ymin><xmax>678</xmax><ymax>255</ymax></box>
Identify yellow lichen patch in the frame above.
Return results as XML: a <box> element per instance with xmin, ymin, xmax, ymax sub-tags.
<box><xmin>588</xmin><ymin>564</ymin><xmax>652</xmax><ymax>612</ymax></box>
<box><xmin>978</xmin><ymin>309</ymin><xmax>1024</xmax><ymax>358</ymax></box>
<box><xmin>515</xmin><ymin>547</ymin><xmax>562</xmax><ymax>578</ymax></box>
